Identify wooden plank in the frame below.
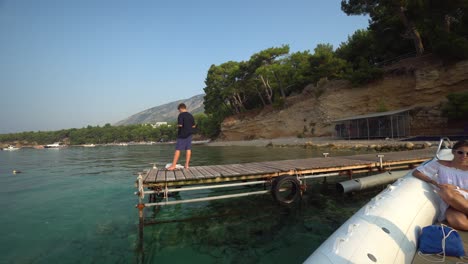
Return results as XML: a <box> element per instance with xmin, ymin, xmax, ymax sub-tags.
<box><xmin>194</xmin><ymin>166</ymin><xmax>214</xmax><ymax>178</ymax></box>
<box><xmin>226</xmin><ymin>164</ymin><xmax>269</xmax><ymax>175</ymax></box>
<box><xmin>203</xmin><ymin>165</ymin><xmax>224</xmax><ymax>177</ymax></box>
<box><xmin>286</xmin><ymin>159</ymin><xmax>317</xmax><ymax>170</ymax></box>
<box><xmin>246</xmin><ymin>162</ymin><xmax>282</xmax><ymax>173</ymax></box>
<box><xmin>142</xmin><ymin>170</ymin><xmax>150</xmax><ymax>182</ymax></box>
<box><xmin>187</xmin><ymin>167</ymin><xmax>205</xmax><ymax>179</ymax></box>
<box><xmin>291</xmin><ymin>158</ymin><xmax>356</xmax><ymax>170</ymax></box>
<box><xmin>174</xmin><ymin>170</ymin><xmax>186</xmax><ymax>181</ymax></box>
<box><xmin>239</xmin><ymin>163</ymin><xmax>272</xmax><ymax>173</ymax></box>
<box><xmin>182</xmin><ymin>168</ymin><xmax>194</xmax><ymax>179</ymax></box>
<box><xmin>212</xmin><ymin>165</ymin><xmax>241</xmax><ymax>176</ymax></box>
<box><xmin>295</xmin><ymin>157</ymin><xmax>372</xmax><ymax>169</ymax></box>
<box><xmin>248</xmin><ymin>162</ymin><xmax>285</xmax><ymax>173</ymax></box>
<box><xmin>228</xmin><ymin>164</ymin><xmax>264</xmax><ymax>174</ymax></box>
<box><xmin>166</xmin><ymin>171</ymin><xmax>176</xmax><ymax>181</ymax></box>
<box><xmin>197</xmin><ymin>166</ymin><xmax>220</xmax><ymax>178</ymax></box>
<box><xmin>342</xmin><ymin>149</ymin><xmax>434</xmax><ymax>162</ymax></box>
<box><xmin>260</xmin><ymin>161</ymin><xmax>297</xmax><ymax>171</ymax></box>
<box><xmin>224</xmin><ymin>164</ymin><xmax>254</xmax><ymax>174</ymax></box>
<box><xmin>144</xmin><ymin>169</ymin><xmax>157</xmax><ymax>182</ymax></box>
<box><xmin>275</xmin><ymin>160</ymin><xmax>309</xmax><ymax>169</ymax></box>
<box><xmin>156</xmin><ymin>170</ymin><xmax>166</xmax><ymax>182</ymax></box>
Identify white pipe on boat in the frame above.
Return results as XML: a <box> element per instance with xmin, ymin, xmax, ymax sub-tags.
<box><xmin>336</xmin><ymin>170</ymin><xmax>410</xmax><ymax>193</ymax></box>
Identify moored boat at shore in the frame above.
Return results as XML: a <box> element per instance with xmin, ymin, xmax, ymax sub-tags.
<box><xmin>192</xmin><ymin>139</ymin><xmax>211</xmax><ymax>145</ymax></box>
<box><xmin>304</xmin><ymin>139</ymin><xmax>457</xmax><ymax>263</ymax></box>
<box><xmin>44</xmin><ymin>142</ymin><xmax>65</xmax><ymax>149</ymax></box>
<box><xmin>2</xmin><ymin>145</ymin><xmax>20</xmax><ymax>151</ymax></box>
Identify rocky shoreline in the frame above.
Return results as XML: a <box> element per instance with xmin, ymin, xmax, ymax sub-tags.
<box><xmin>206</xmin><ymin>137</ymin><xmax>436</xmax><ymax>152</ymax></box>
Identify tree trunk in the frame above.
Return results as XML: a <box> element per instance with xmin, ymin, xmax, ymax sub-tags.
<box><xmin>272</xmin><ymin>71</ymin><xmax>286</xmax><ymax>99</ymax></box>
<box><xmin>255</xmin><ymin>85</ymin><xmax>267</xmax><ymax>106</ymax></box>
<box><xmin>233</xmin><ymin>93</ymin><xmax>245</xmax><ymax>112</ymax></box>
<box><xmin>444</xmin><ymin>14</ymin><xmax>452</xmax><ymax>33</ymax></box>
<box><xmin>259</xmin><ymin>75</ymin><xmax>273</xmax><ymax>105</ymax></box>
<box><xmin>229</xmin><ymin>98</ymin><xmax>240</xmax><ymax>114</ymax></box>
<box><xmin>398</xmin><ymin>6</ymin><xmax>424</xmax><ymax>56</ymax></box>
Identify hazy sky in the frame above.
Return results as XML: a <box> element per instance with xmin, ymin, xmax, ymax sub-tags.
<box><xmin>0</xmin><ymin>0</ymin><xmax>369</xmax><ymax>134</ymax></box>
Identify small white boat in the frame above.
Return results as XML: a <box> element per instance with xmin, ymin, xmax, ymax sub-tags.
<box><xmin>83</xmin><ymin>144</ymin><xmax>96</xmax><ymax>147</ymax></box>
<box><xmin>304</xmin><ymin>138</ymin><xmax>456</xmax><ymax>264</ymax></box>
<box><xmin>3</xmin><ymin>145</ymin><xmax>19</xmax><ymax>151</ymax></box>
<box><xmin>44</xmin><ymin>142</ymin><xmax>64</xmax><ymax>148</ymax></box>
<box><xmin>192</xmin><ymin>139</ymin><xmax>211</xmax><ymax>145</ymax></box>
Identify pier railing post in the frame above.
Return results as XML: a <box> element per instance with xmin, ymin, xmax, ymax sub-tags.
<box><xmin>136</xmin><ymin>173</ymin><xmax>145</xmax><ymax>257</ymax></box>
<box><xmin>377</xmin><ymin>154</ymin><xmax>385</xmax><ymax>170</ymax></box>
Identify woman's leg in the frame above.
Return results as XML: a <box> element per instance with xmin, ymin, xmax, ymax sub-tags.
<box><xmin>446</xmin><ymin>207</ymin><xmax>468</xmax><ymax>231</ymax></box>
<box><xmin>438</xmin><ymin>186</ymin><xmax>468</xmax><ymax>214</ymax></box>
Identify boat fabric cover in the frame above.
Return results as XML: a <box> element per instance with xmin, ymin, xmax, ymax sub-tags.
<box><xmin>418</xmin><ymin>224</ymin><xmax>465</xmax><ymax>256</ymax></box>
<box><xmin>304</xmin><ymin>172</ymin><xmax>440</xmax><ymax>264</ymax></box>
<box><xmin>304</xmin><ymin>150</ymin><xmax>463</xmax><ymax>264</ymax></box>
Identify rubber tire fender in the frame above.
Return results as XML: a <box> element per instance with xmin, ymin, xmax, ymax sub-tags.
<box><xmin>271</xmin><ymin>175</ymin><xmax>302</xmax><ymax>206</ymax></box>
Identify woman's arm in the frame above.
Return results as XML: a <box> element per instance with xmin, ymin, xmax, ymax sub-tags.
<box><xmin>412</xmin><ymin>170</ymin><xmax>440</xmax><ymax>187</ymax></box>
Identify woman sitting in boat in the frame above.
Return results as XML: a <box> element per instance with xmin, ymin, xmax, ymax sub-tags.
<box><xmin>413</xmin><ymin>140</ymin><xmax>468</xmax><ymax>230</ymax></box>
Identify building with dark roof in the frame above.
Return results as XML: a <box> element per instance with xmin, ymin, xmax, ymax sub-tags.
<box><xmin>332</xmin><ymin>108</ymin><xmax>412</xmax><ymax>139</ymax></box>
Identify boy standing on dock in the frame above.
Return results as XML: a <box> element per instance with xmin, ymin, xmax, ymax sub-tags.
<box><xmin>167</xmin><ymin>103</ymin><xmax>196</xmax><ymax>170</ymax></box>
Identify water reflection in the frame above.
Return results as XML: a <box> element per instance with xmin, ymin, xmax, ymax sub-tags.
<box><xmin>0</xmin><ymin>144</ymin><xmax>376</xmax><ymax>264</ymax></box>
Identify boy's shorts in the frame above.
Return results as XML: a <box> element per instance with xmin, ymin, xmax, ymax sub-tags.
<box><xmin>175</xmin><ymin>135</ymin><xmax>192</xmax><ymax>150</ymax></box>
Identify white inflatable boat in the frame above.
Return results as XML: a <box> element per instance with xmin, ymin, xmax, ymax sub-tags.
<box><xmin>304</xmin><ymin>140</ymin><xmax>455</xmax><ymax>264</ymax></box>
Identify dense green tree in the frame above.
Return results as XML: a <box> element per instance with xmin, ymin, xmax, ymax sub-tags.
<box><xmin>0</xmin><ymin>124</ymin><xmax>185</xmax><ymax>145</ymax></box>
<box><xmin>341</xmin><ymin>0</ymin><xmax>425</xmax><ymax>55</ymax></box>
<box><xmin>336</xmin><ymin>29</ymin><xmax>378</xmax><ymax>66</ymax></box>
<box><xmin>283</xmin><ymin>50</ymin><xmax>314</xmax><ymax>95</ymax></box>
<box><xmin>309</xmin><ymin>44</ymin><xmax>349</xmax><ymax>84</ymax></box>
<box><xmin>250</xmin><ymin>45</ymin><xmax>290</xmax><ymax>102</ymax></box>
<box><xmin>204</xmin><ymin>61</ymin><xmax>242</xmax><ymax>115</ymax></box>
<box><xmin>341</xmin><ymin>0</ymin><xmax>468</xmax><ymax>59</ymax></box>
<box><xmin>194</xmin><ymin>113</ymin><xmax>220</xmax><ymax>139</ymax></box>
<box><xmin>442</xmin><ymin>92</ymin><xmax>468</xmax><ymax>120</ymax></box>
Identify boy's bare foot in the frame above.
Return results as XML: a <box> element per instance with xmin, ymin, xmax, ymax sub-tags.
<box><xmin>184</xmin><ymin>166</ymin><xmax>189</xmax><ymax>169</ymax></box>
<box><xmin>166</xmin><ymin>165</ymin><xmax>176</xmax><ymax>171</ymax></box>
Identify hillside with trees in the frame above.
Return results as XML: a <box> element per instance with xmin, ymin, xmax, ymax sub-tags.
<box><xmin>202</xmin><ymin>0</ymin><xmax>468</xmax><ymax>138</ymax></box>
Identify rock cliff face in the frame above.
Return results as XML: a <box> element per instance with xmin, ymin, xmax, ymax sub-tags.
<box><xmin>219</xmin><ymin>56</ymin><xmax>468</xmax><ymax>141</ymax></box>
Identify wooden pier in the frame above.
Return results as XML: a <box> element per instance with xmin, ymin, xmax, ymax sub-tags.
<box><xmin>140</xmin><ymin>148</ymin><xmax>434</xmax><ymax>187</ymax></box>
<box><xmin>134</xmin><ymin>148</ymin><xmax>436</xmax><ymax>254</ymax></box>
<box><xmin>136</xmin><ymin>148</ymin><xmax>435</xmax><ymax>210</ymax></box>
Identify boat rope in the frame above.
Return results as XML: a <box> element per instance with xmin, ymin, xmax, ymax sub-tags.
<box><xmin>294</xmin><ymin>169</ymin><xmax>306</xmax><ymax>192</ymax></box>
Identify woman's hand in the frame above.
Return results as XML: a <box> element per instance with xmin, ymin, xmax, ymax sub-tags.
<box><xmin>439</xmin><ymin>183</ymin><xmax>457</xmax><ymax>189</ymax></box>
<box><xmin>438</xmin><ymin>184</ymin><xmax>465</xmax><ymax>197</ymax></box>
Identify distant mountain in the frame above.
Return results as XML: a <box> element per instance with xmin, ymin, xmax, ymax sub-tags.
<box><xmin>114</xmin><ymin>94</ymin><xmax>205</xmax><ymax>126</ymax></box>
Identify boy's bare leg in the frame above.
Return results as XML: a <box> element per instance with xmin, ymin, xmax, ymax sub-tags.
<box><xmin>167</xmin><ymin>150</ymin><xmax>181</xmax><ymax>170</ymax></box>
<box><xmin>185</xmin><ymin>150</ymin><xmax>191</xmax><ymax>169</ymax></box>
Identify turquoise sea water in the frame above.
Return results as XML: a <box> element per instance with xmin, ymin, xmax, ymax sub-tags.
<box><xmin>0</xmin><ymin>145</ymin><xmax>377</xmax><ymax>264</ymax></box>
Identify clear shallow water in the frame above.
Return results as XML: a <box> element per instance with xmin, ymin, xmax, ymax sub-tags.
<box><xmin>0</xmin><ymin>145</ymin><xmax>376</xmax><ymax>264</ymax></box>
